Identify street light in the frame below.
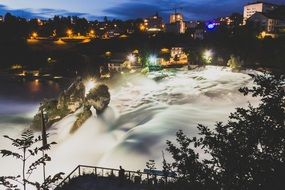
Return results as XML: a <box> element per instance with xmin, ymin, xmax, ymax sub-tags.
<box><xmin>148</xmin><ymin>55</ymin><xmax>157</xmax><ymax>65</ymax></box>
<box><xmin>32</xmin><ymin>32</ymin><xmax>38</xmax><ymax>39</ymax></box>
<box><xmin>66</xmin><ymin>29</ymin><xmax>73</xmax><ymax>37</ymax></box>
<box><xmin>127</xmin><ymin>54</ymin><xmax>136</xmax><ymax>63</ymax></box>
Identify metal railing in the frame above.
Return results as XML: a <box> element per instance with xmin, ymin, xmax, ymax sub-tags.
<box><xmin>55</xmin><ymin>165</ymin><xmax>175</xmax><ymax>189</ymax></box>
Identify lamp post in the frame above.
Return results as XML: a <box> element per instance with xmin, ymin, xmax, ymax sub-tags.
<box><xmin>40</xmin><ymin>105</ymin><xmax>47</xmax><ymax>181</ymax></box>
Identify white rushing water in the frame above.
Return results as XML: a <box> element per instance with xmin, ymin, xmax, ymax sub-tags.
<box><xmin>0</xmin><ymin>66</ymin><xmax>261</xmax><ymax>186</ymax></box>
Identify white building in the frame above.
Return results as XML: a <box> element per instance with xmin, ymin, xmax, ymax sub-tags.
<box><xmin>243</xmin><ymin>1</ymin><xmax>277</xmax><ymax>24</ymax></box>
<box><xmin>108</xmin><ymin>60</ymin><xmax>124</xmax><ymax>72</ymax></box>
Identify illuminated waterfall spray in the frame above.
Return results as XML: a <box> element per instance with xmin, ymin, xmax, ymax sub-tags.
<box><xmin>0</xmin><ymin>66</ymin><xmax>261</xmax><ymax>183</ymax></box>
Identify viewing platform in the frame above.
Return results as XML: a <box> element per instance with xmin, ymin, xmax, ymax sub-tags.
<box><xmin>56</xmin><ymin>165</ymin><xmax>176</xmax><ymax>190</ymax></box>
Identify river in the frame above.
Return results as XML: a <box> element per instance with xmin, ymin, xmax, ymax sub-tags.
<box><xmin>0</xmin><ymin>66</ymin><xmax>261</xmax><ymax>188</ymax></box>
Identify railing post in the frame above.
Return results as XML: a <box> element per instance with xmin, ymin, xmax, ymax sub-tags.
<box><xmin>147</xmin><ymin>173</ymin><xmax>149</xmax><ymax>184</ymax></box>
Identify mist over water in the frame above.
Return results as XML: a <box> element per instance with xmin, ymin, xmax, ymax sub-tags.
<box><xmin>0</xmin><ymin>66</ymin><xmax>260</xmax><ymax>185</ymax></box>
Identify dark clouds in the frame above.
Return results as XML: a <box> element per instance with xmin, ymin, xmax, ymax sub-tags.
<box><xmin>0</xmin><ymin>0</ymin><xmax>284</xmax><ymax>21</ymax></box>
<box><xmin>0</xmin><ymin>4</ymin><xmax>97</xmax><ymax>20</ymax></box>
<box><xmin>104</xmin><ymin>0</ymin><xmax>285</xmax><ymax>20</ymax></box>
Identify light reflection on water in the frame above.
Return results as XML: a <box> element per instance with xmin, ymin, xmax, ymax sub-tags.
<box><xmin>0</xmin><ymin>76</ymin><xmax>70</xmax><ymax>121</ymax></box>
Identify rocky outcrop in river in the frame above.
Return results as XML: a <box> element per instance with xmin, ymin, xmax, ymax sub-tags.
<box><xmin>31</xmin><ymin>77</ymin><xmax>110</xmax><ymax>133</ymax></box>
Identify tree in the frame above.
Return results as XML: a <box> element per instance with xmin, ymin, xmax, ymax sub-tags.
<box><xmin>227</xmin><ymin>55</ymin><xmax>244</xmax><ymax>70</ymax></box>
<box><xmin>0</xmin><ymin>129</ymin><xmax>64</xmax><ymax>190</ymax></box>
<box><xmin>145</xmin><ymin>160</ymin><xmax>159</xmax><ymax>185</ymax></box>
<box><xmin>166</xmin><ymin>74</ymin><xmax>285</xmax><ymax>189</ymax></box>
<box><xmin>166</xmin><ymin>131</ymin><xmax>216</xmax><ymax>189</ymax></box>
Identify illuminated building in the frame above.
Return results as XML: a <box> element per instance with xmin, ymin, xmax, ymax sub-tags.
<box><xmin>143</xmin><ymin>13</ymin><xmax>164</xmax><ymax>33</ymax></box>
<box><xmin>159</xmin><ymin>47</ymin><xmax>188</xmax><ymax>66</ymax></box>
<box><xmin>108</xmin><ymin>52</ymin><xmax>142</xmax><ymax>72</ymax></box>
<box><xmin>219</xmin><ymin>17</ymin><xmax>234</xmax><ymax>26</ymax></box>
<box><xmin>170</xmin><ymin>13</ymin><xmax>184</xmax><ymax>23</ymax></box>
<box><xmin>248</xmin><ymin>12</ymin><xmax>285</xmax><ymax>38</ymax></box>
<box><xmin>166</xmin><ymin>12</ymin><xmax>186</xmax><ymax>34</ymax></box>
<box><xmin>169</xmin><ymin>47</ymin><xmax>188</xmax><ymax>65</ymax></box>
<box><xmin>243</xmin><ymin>2</ymin><xmax>277</xmax><ymax>25</ymax></box>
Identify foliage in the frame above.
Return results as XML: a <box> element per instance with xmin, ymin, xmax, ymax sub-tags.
<box><xmin>227</xmin><ymin>54</ymin><xmax>244</xmax><ymax>70</ymax></box>
<box><xmin>0</xmin><ymin>129</ymin><xmax>64</xmax><ymax>190</ymax></box>
<box><xmin>166</xmin><ymin>131</ymin><xmax>215</xmax><ymax>189</ymax></box>
<box><xmin>146</xmin><ymin>160</ymin><xmax>157</xmax><ymax>180</ymax></box>
<box><xmin>166</xmin><ymin>74</ymin><xmax>285</xmax><ymax>189</ymax></box>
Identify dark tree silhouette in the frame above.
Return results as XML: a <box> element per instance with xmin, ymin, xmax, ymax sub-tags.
<box><xmin>166</xmin><ymin>74</ymin><xmax>285</xmax><ymax>190</ymax></box>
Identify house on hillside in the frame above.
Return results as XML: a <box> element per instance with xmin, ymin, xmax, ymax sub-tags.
<box><xmin>248</xmin><ymin>11</ymin><xmax>285</xmax><ymax>38</ymax></box>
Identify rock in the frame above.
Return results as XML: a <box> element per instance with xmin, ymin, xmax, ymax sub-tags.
<box><xmin>70</xmin><ymin>106</ymin><xmax>92</xmax><ymax>134</ymax></box>
<box><xmin>85</xmin><ymin>84</ymin><xmax>111</xmax><ymax>115</ymax></box>
<box><xmin>57</xmin><ymin>77</ymin><xmax>85</xmax><ymax>112</ymax></box>
<box><xmin>31</xmin><ymin>77</ymin><xmax>111</xmax><ymax>131</ymax></box>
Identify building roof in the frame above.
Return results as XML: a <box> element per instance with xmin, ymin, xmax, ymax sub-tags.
<box><xmin>246</xmin><ymin>1</ymin><xmax>277</xmax><ymax>6</ymax></box>
<box><xmin>251</xmin><ymin>11</ymin><xmax>285</xmax><ymax>20</ymax></box>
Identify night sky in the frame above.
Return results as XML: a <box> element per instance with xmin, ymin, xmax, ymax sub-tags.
<box><xmin>0</xmin><ymin>0</ymin><xmax>284</xmax><ymax>21</ymax></box>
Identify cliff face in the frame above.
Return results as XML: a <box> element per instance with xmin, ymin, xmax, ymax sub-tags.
<box><xmin>31</xmin><ymin>77</ymin><xmax>110</xmax><ymax>133</ymax></box>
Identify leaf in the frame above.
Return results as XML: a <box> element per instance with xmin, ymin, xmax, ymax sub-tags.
<box><xmin>0</xmin><ymin>150</ymin><xmax>22</xmax><ymax>159</ymax></box>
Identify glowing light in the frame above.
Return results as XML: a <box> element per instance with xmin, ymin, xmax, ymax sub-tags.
<box><xmin>161</xmin><ymin>48</ymin><xmax>170</xmax><ymax>53</ymax></box>
<box><xmin>202</xmin><ymin>50</ymin><xmax>213</xmax><ymax>64</ymax></box>
<box><xmin>148</xmin><ymin>55</ymin><xmax>158</xmax><ymax>65</ymax></box>
<box><xmin>84</xmin><ymin>79</ymin><xmax>96</xmax><ymax>96</ymax></box>
<box><xmin>127</xmin><ymin>54</ymin><xmax>136</xmax><ymax>63</ymax></box>
<box><xmin>258</xmin><ymin>31</ymin><xmax>267</xmax><ymax>39</ymax></box>
<box><xmin>54</xmin><ymin>39</ymin><xmax>66</xmax><ymax>45</ymax></box>
<box><xmin>139</xmin><ymin>24</ymin><xmax>146</xmax><ymax>31</ymax></box>
<box><xmin>11</xmin><ymin>64</ymin><xmax>23</xmax><ymax>69</ymax></box>
<box><xmin>66</xmin><ymin>29</ymin><xmax>73</xmax><ymax>37</ymax></box>
<box><xmin>31</xmin><ymin>32</ymin><xmax>38</xmax><ymax>39</ymax></box>
<box><xmin>207</xmin><ymin>23</ymin><xmax>215</xmax><ymax>29</ymax></box>
<box><xmin>105</xmin><ymin>51</ymin><xmax>112</xmax><ymax>56</ymax></box>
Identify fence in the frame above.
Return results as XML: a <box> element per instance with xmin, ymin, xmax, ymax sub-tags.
<box><xmin>55</xmin><ymin>165</ymin><xmax>175</xmax><ymax>189</ymax></box>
